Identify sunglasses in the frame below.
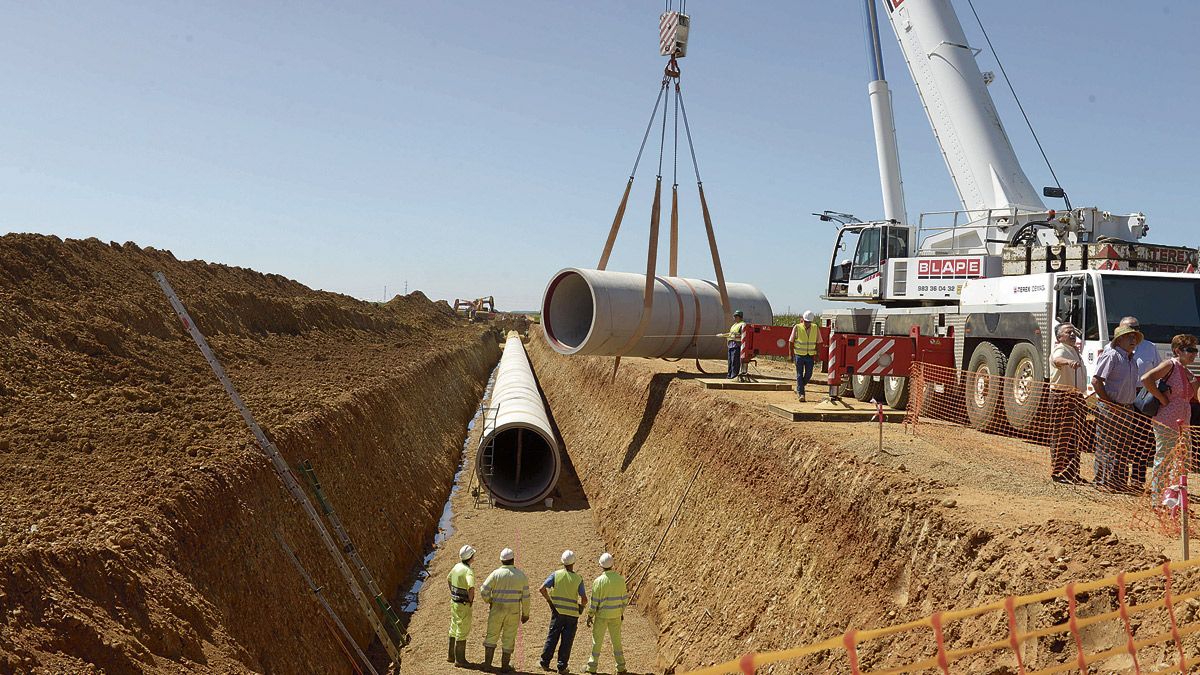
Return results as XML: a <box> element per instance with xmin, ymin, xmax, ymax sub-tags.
<box><xmin>1185</xmin><ymin>347</ymin><xmax>1199</xmax><ymax>354</ymax></box>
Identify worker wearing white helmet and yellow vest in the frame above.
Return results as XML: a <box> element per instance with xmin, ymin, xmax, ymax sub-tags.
<box><xmin>539</xmin><ymin>549</ymin><xmax>588</xmax><ymax>674</ymax></box>
<box><xmin>724</xmin><ymin>310</ymin><xmax>747</xmax><ymax>379</ymax></box>
<box><xmin>585</xmin><ymin>552</ymin><xmax>629</xmax><ymax>674</ymax></box>
<box><xmin>481</xmin><ymin>547</ymin><xmax>529</xmax><ymax>673</ymax></box>
<box><xmin>788</xmin><ymin>310</ymin><xmax>820</xmax><ymax>402</ymax></box>
<box><xmin>447</xmin><ymin>544</ymin><xmax>477</xmax><ymax>667</ymax></box>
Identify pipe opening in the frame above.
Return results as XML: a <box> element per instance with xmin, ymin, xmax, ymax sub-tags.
<box><xmin>481</xmin><ymin>426</ymin><xmax>559</xmax><ymax>507</ymax></box>
<box><xmin>543</xmin><ymin>271</ymin><xmax>593</xmax><ymax>351</ymax></box>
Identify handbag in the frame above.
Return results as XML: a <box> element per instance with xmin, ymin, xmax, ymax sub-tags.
<box><xmin>1134</xmin><ymin>362</ymin><xmax>1175</xmax><ymax>417</ymax></box>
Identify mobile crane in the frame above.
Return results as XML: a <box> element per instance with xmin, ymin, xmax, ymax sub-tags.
<box><xmin>819</xmin><ymin>0</ymin><xmax>1200</xmax><ymax>430</ymax></box>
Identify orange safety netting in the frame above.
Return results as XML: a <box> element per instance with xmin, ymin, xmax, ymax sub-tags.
<box><xmin>684</xmin><ymin>558</ymin><xmax>1200</xmax><ymax>675</ymax></box>
<box><xmin>903</xmin><ymin>362</ymin><xmax>1200</xmax><ymax>536</ymax></box>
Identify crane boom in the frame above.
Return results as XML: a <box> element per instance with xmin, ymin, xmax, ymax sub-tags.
<box><xmin>883</xmin><ymin>0</ymin><xmax>1044</xmax><ymax>213</ymax></box>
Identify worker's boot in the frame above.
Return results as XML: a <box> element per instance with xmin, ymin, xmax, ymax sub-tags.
<box><xmin>454</xmin><ymin>640</ymin><xmax>469</xmax><ymax>667</ymax></box>
<box><xmin>484</xmin><ymin>645</ymin><xmax>496</xmax><ymax>670</ymax></box>
<box><xmin>499</xmin><ymin>651</ymin><xmax>514</xmax><ymax>673</ymax></box>
<box><xmin>447</xmin><ymin>637</ymin><xmax>456</xmax><ymax>663</ymax></box>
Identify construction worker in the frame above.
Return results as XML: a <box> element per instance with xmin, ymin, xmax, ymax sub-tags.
<box><xmin>789</xmin><ymin>310</ymin><xmax>820</xmax><ymax>402</ymax></box>
<box><xmin>724</xmin><ymin>310</ymin><xmax>746</xmax><ymax>379</ymax></box>
<box><xmin>447</xmin><ymin>544</ymin><xmax>477</xmax><ymax>667</ymax></box>
<box><xmin>481</xmin><ymin>547</ymin><xmax>530</xmax><ymax>673</ymax></box>
<box><xmin>539</xmin><ymin>550</ymin><xmax>588</xmax><ymax>674</ymax></box>
<box><xmin>585</xmin><ymin>552</ymin><xmax>628</xmax><ymax>674</ymax></box>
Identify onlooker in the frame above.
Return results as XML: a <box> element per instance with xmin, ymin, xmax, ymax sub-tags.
<box><xmin>1141</xmin><ymin>334</ymin><xmax>1200</xmax><ymax>500</ymax></box>
<box><xmin>1120</xmin><ymin>316</ymin><xmax>1161</xmax><ymax>488</ymax></box>
<box><xmin>1122</xmin><ymin>316</ymin><xmax>1163</xmax><ymax>374</ymax></box>
<box><xmin>1092</xmin><ymin>324</ymin><xmax>1143</xmax><ymax>491</ymax></box>
<box><xmin>788</xmin><ymin>310</ymin><xmax>820</xmax><ymax>402</ymax></box>
<box><xmin>1049</xmin><ymin>323</ymin><xmax>1086</xmax><ymax>483</ymax></box>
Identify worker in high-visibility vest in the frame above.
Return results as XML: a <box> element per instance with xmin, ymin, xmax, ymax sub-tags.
<box><xmin>585</xmin><ymin>552</ymin><xmax>629</xmax><ymax>674</ymax></box>
<box><xmin>447</xmin><ymin>544</ymin><xmax>477</xmax><ymax>667</ymax></box>
<box><xmin>724</xmin><ymin>310</ymin><xmax>746</xmax><ymax>379</ymax></box>
<box><xmin>538</xmin><ymin>549</ymin><xmax>588</xmax><ymax>674</ymax></box>
<box><xmin>481</xmin><ymin>547</ymin><xmax>530</xmax><ymax>673</ymax></box>
<box><xmin>788</xmin><ymin>310</ymin><xmax>820</xmax><ymax>402</ymax></box>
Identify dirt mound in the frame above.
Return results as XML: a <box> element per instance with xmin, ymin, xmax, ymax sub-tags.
<box><xmin>525</xmin><ymin>333</ymin><xmax>1193</xmax><ymax>673</ymax></box>
<box><xmin>0</xmin><ymin>234</ymin><xmax>498</xmax><ymax>673</ymax></box>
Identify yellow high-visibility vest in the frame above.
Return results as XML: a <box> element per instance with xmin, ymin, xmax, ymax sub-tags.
<box><xmin>481</xmin><ymin>565</ymin><xmax>530</xmax><ymax>616</ymax></box>
<box><xmin>448</xmin><ymin>562</ymin><xmax>474</xmax><ymax>604</ymax></box>
<box><xmin>548</xmin><ymin>569</ymin><xmax>585</xmax><ymax>617</ymax></box>
<box><xmin>792</xmin><ymin>323</ymin><xmax>820</xmax><ymax>356</ymax></box>
<box><xmin>727</xmin><ymin>321</ymin><xmax>746</xmax><ymax>342</ymax></box>
<box><xmin>588</xmin><ymin>570</ymin><xmax>628</xmax><ymax>620</ymax></box>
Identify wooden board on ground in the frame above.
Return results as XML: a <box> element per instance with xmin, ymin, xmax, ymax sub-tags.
<box><xmin>696</xmin><ymin>377</ymin><xmax>794</xmax><ymax>391</ymax></box>
<box><xmin>768</xmin><ymin>402</ymin><xmax>907</xmax><ymax>423</ymax></box>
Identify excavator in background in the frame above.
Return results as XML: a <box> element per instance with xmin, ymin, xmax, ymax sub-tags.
<box><xmin>453</xmin><ymin>296</ymin><xmax>495</xmax><ymax>322</ymax></box>
<box><xmin>812</xmin><ymin>0</ymin><xmax>1200</xmax><ymax>430</ymax></box>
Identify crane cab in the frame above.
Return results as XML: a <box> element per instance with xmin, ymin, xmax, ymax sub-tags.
<box><xmin>825</xmin><ymin>221</ymin><xmax>912</xmax><ymax>302</ymax></box>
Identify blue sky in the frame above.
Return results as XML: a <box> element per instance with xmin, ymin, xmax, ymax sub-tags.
<box><xmin>1</xmin><ymin>1</ymin><xmax>1197</xmax><ymax>313</ymax></box>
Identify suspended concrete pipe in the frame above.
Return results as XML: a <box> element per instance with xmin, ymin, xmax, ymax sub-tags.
<box><xmin>541</xmin><ymin>267</ymin><xmax>773</xmax><ymax>358</ymax></box>
<box><xmin>477</xmin><ymin>334</ymin><xmax>561</xmax><ymax>508</ymax></box>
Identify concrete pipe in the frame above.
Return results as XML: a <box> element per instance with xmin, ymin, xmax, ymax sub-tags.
<box><xmin>541</xmin><ymin>267</ymin><xmax>772</xmax><ymax>358</ymax></box>
<box><xmin>477</xmin><ymin>334</ymin><xmax>561</xmax><ymax>508</ymax></box>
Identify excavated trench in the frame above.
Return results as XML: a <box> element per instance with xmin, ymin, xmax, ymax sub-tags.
<box><xmin>523</xmin><ymin>331</ymin><xmax>1198</xmax><ymax>673</ymax></box>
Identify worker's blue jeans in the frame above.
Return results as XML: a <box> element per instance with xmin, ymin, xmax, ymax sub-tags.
<box><xmin>540</xmin><ymin>612</ymin><xmax>578</xmax><ymax>670</ymax></box>
<box><xmin>727</xmin><ymin>342</ymin><xmax>740</xmax><ymax>378</ymax></box>
<box><xmin>794</xmin><ymin>355</ymin><xmax>815</xmax><ymax>395</ymax></box>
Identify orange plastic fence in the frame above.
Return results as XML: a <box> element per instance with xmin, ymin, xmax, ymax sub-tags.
<box><xmin>683</xmin><ymin>559</ymin><xmax>1200</xmax><ymax>675</ymax></box>
<box><xmin>903</xmin><ymin>362</ymin><xmax>1199</xmax><ymax>536</ymax></box>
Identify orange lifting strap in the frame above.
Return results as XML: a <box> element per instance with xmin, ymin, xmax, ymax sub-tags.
<box><xmin>594</xmin><ymin>52</ymin><xmax>734</xmax><ymax>378</ymax></box>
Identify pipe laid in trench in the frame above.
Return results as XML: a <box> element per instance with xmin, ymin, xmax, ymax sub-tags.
<box><xmin>477</xmin><ymin>334</ymin><xmax>561</xmax><ymax>508</ymax></box>
<box><xmin>541</xmin><ymin>267</ymin><xmax>773</xmax><ymax>358</ymax></box>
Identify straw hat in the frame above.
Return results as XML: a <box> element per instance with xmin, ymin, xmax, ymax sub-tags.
<box><xmin>1111</xmin><ymin>324</ymin><xmax>1144</xmax><ymax>346</ymax></box>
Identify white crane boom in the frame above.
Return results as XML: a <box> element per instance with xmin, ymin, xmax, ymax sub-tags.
<box><xmin>884</xmin><ymin>0</ymin><xmax>1044</xmax><ymax>214</ymax></box>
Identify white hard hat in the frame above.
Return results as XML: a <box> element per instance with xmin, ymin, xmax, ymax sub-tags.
<box><xmin>561</xmin><ymin>550</ymin><xmax>576</xmax><ymax>565</ymax></box>
<box><xmin>802</xmin><ymin>310</ymin><xmax>815</xmax><ymax>322</ymax></box>
<box><xmin>459</xmin><ymin>544</ymin><xmax>476</xmax><ymax>561</ymax></box>
<box><xmin>598</xmin><ymin>552</ymin><xmax>614</xmax><ymax>569</ymax></box>
<box><xmin>500</xmin><ymin>547</ymin><xmax>515</xmax><ymax>562</ymax></box>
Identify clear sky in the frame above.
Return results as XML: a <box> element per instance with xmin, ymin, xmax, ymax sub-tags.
<box><xmin>2</xmin><ymin>1</ymin><xmax>1197</xmax><ymax>313</ymax></box>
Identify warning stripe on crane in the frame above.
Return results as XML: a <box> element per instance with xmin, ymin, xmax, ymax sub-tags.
<box><xmin>854</xmin><ymin>337</ymin><xmax>896</xmax><ymax>376</ymax></box>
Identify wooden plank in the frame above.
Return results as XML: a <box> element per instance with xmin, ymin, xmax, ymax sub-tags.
<box><xmin>696</xmin><ymin>378</ymin><xmax>794</xmax><ymax>391</ymax></box>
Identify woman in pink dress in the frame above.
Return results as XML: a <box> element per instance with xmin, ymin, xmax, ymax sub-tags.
<box><xmin>1142</xmin><ymin>333</ymin><xmax>1200</xmax><ymax>498</ymax></box>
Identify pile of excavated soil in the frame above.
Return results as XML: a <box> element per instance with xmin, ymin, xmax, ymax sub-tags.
<box><xmin>526</xmin><ymin>332</ymin><xmax>1200</xmax><ymax>673</ymax></box>
<box><xmin>0</xmin><ymin>234</ymin><xmax>499</xmax><ymax>673</ymax></box>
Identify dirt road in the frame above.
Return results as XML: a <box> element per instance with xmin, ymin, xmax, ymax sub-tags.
<box><xmin>399</xmin><ymin>348</ymin><xmax>661</xmax><ymax>675</ymax></box>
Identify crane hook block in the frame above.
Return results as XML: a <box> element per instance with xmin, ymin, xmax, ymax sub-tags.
<box><xmin>659</xmin><ymin>12</ymin><xmax>690</xmax><ymax>58</ymax></box>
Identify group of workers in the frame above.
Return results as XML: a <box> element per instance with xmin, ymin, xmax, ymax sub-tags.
<box><xmin>447</xmin><ymin>545</ymin><xmax>629</xmax><ymax>674</ymax></box>
<box><xmin>725</xmin><ymin>309</ymin><xmax>820</xmax><ymax>400</ymax></box>
<box><xmin>1049</xmin><ymin>315</ymin><xmax>1199</xmax><ymax>497</ymax></box>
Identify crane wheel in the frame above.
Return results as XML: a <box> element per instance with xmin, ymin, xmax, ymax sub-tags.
<box><xmin>965</xmin><ymin>342</ymin><xmax>1007</xmax><ymax>430</ymax></box>
<box><xmin>1002</xmin><ymin>342</ymin><xmax>1046</xmax><ymax>433</ymax></box>
<box><xmin>851</xmin><ymin>373</ymin><xmax>883</xmax><ymax>403</ymax></box>
<box><xmin>883</xmin><ymin>375</ymin><xmax>909</xmax><ymax>410</ymax></box>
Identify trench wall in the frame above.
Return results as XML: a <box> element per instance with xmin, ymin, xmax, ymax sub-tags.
<box><xmin>181</xmin><ymin>336</ymin><xmax>502</xmax><ymax>672</ymax></box>
<box><xmin>526</xmin><ymin>333</ymin><xmax>1169</xmax><ymax>672</ymax></box>
<box><xmin>0</xmin><ymin>234</ymin><xmax>502</xmax><ymax>673</ymax></box>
